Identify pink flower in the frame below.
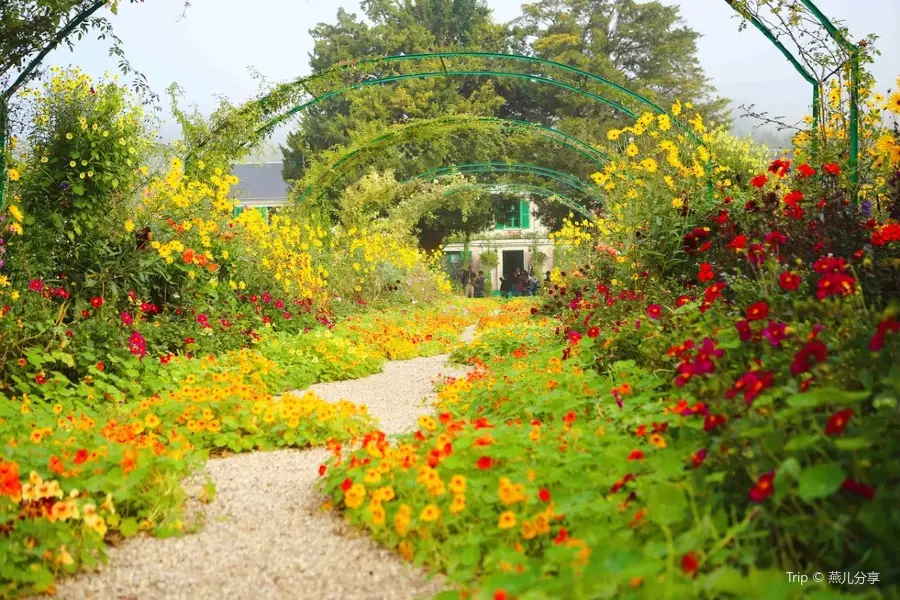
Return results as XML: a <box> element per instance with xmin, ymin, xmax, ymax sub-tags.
<box><xmin>646</xmin><ymin>304</ymin><xmax>663</xmax><ymax>320</ymax></box>
<box><xmin>121</xmin><ymin>311</ymin><xmax>134</xmax><ymax>326</ymax></box>
<box><xmin>28</xmin><ymin>279</ymin><xmax>44</xmax><ymax>292</ymax></box>
<box><xmin>128</xmin><ymin>331</ymin><xmax>147</xmax><ymax>359</ymax></box>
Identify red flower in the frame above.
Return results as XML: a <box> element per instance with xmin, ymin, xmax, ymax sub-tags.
<box><xmin>96</xmin><ymin>361</ymin><xmax>105</xmax><ymax>372</ymax></box>
<box><xmin>779</xmin><ymin>272</ymin><xmax>801</xmax><ymax>291</ymax></box>
<box><xmin>81</xmin><ymin>309</ymin><xmax>90</xmax><ymax>318</ymax></box>
<box><xmin>841</xmin><ymin>478</ymin><xmax>876</xmax><ymax>499</ymax></box>
<box><xmin>90</xmin><ymin>296</ymin><xmax>103</xmax><ymax>309</ymax></box>
<box><xmin>627</xmin><ymin>449</ymin><xmax>645</xmax><ymax>461</ymax></box>
<box><xmin>553</xmin><ymin>528</ymin><xmax>569</xmax><ymax>545</ymax></box>
<box><xmin>539</xmin><ymin>488</ymin><xmax>551</xmax><ymax>502</ymax></box>
<box><xmin>476</xmin><ymin>456</ymin><xmax>494</xmax><ymax>470</ymax></box>
<box><xmin>691</xmin><ymin>448</ymin><xmax>707</xmax><ymax>468</ymax></box>
<box><xmin>28</xmin><ymin>279</ymin><xmax>44</xmax><ymax>292</ymax></box>
<box><xmin>675</xmin><ymin>295</ymin><xmax>693</xmax><ymax>307</ymax></box>
<box><xmin>745</xmin><ymin>301</ymin><xmax>769</xmax><ymax>322</ymax></box>
<box><xmin>750</xmin><ymin>174</ymin><xmax>768</xmax><ymax>188</ymax></box>
<box><xmin>681</xmin><ymin>552</ymin><xmax>700</xmax><ymax>576</ymax></box>
<box><xmin>35</xmin><ymin>374</ymin><xmax>47</xmax><ymax>385</ymax></box>
<box><xmin>790</xmin><ymin>340</ymin><xmax>828</xmax><ymax>376</ymax></box>
<box><xmin>697</xmin><ymin>263</ymin><xmax>714</xmax><ymax>282</ymax></box>
<box><xmin>340</xmin><ymin>478</ymin><xmax>352</xmax><ymax>492</ymax></box>
<box><xmin>74</xmin><ymin>449</ymin><xmax>89</xmax><ymax>465</ymax></box>
<box><xmin>703</xmin><ymin>414</ymin><xmax>726</xmax><ymax>432</ymax></box>
<box><xmin>184</xmin><ymin>337</ymin><xmax>195</xmax><ymax>345</ymax></box>
<box><xmin>823</xmin><ymin>163</ymin><xmax>841</xmax><ymax>176</ymax></box>
<box><xmin>784</xmin><ymin>190</ymin><xmax>804</xmax><ymax>206</ymax></box>
<box><xmin>714</xmin><ymin>210</ymin><xmax>729</xmax><ymax>225</ymax></box>
<box><xmin>797</xmin><ymin>163</ymin><xmax>816</xmax><ymax>178</ymax></box>
<box><xmin>767</xmin><ymin>158</ymin><xmax>791</xmax><ymax>177</ymax></box>
<box><xmin>764</xmin><ymin>231</ymin><xmax>787</xmax><ymax>248</ymax></box>
<box><xmin>587</xmin><ymin>326</ymin><xmax>600</xmax><ymax>338</ymax></box>
<box><xmin>646</xmin><ymin>304</ymin><xmax>663</xmax><ymax>320</ymax></box>
<box><xmin>726</xmin><ymin>235</ymin><xmax>747</xmax><ymax>251</ymax></box>
<box><xmin>568</xmin><ymin>330</ymin><xmax>582</xmax><ymax>344</ymax></box>
<box><xmin>816</xmin><ymin>273</ymin><xmax>856</xmax><ymax>299</ymax></box>
<box><xmin>121</xmin><ymin>311</ymin><xmax>134</xmax><ymax>326</ymax></box>
<box><xmin>494</xmin><ymin>591</ymin><xmax>509</xmax><ymax>600</ymax></box>
<box><xmin>749</xmin><ymin>472</ymin><xmax>775</xmax><ymax>502</ymax></box>
<box><xmin>870</xmin><ymin>318</ymin><xmax>900</xmax><ymax>351</ymax></box>
<box><xmin>825</xmin><ymin>408</ymin><xmax>852</xmax><ymax>436</ymax></box>
<box><xmin>735</xmin><ymin>320</ymin><xmax>752</xmax><ymax>342</ymax></box>
<box><xmin>318</xmin><ymin>465</ymin><xmax>327</xmax><ymax>477</ymax></box>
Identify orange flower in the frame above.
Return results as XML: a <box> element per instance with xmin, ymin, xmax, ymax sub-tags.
<box><xmin>49</xmin><ymin>455</ymin><xmax>64</xmax><ymax>476</ymax></box>
<box><xmin>121</xmin><ymin>449</ymin><xmax>138</xmax><ymax>474</ymax></box>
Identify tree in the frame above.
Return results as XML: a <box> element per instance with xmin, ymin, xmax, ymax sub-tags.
<box><xmin>282</xmin><ymin>0</ymin><xmax>728</xmax><ymax>245</ymax></box>
<box><xmin>1</xmin><ymin>0</ymin><xmax>159</xmax><ymax>207</ymax></box>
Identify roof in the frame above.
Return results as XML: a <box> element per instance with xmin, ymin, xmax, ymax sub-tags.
<box><xmin>231</xmin><ymin>162</ymin><xmax>290</xmax><ymax>204</ymax></box>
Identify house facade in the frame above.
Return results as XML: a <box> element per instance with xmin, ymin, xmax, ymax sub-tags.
<box><xmin>443</xmin><ymin>199</ymin><xmax>554</xmax><ymax>294</ymax></box>
<box><xmin>230</xmin><ymin>162</ymin><xmax>289</xmax><ymax>220</ymax></box>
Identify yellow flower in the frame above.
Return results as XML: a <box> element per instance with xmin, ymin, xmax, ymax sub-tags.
<box><xmin>8</xmin><ymin>205</ymin><xmax>23</xmax><ymax>223</ymax></box>
<box><xmin>449</xmin><ymin>475</ymin><xmax>466</xmax><ymax>494</ymax></box>
<box><xmin>887</xmin><ymin>92</ymin><xmax>900</xmax><ymax>115</ymax></box>
<box><xmin>497</xmin><ymin>511</ymin><xmax>517</xmax><ymax>529</ymax></box>
<box><xmin>607</xmin><ymin>129</ymin><xmax>622</xmax><ymax>141</ymax></box>
<box><xmin>69</xmin><ymin>161</ymin><xmax>77</xmax><ymax>168</ymax></box>
<box><xmin>66</xmin><ymin>133</ymin><xmax>73</xmax><ymax>140</ymax></box>
<box><xmin>671</xmin><ymin>198</ymin><xmax>684</xmax><ymax>209</ymax></box>
<box><xmin>419</xmin><ymin>504</ymin><xmax>441</xmax><ymax>522</ymax></box>
<box><xmin>7</xmin><ymin>168</ymin><xmax>20</xmax><ymax>181</ymax></box>
<box><xmin>625</xmin><ymin>143</ymin><xmax>639</xmax><ymax>158</ymax></box>
<box><xmin>124</xmin><ymin>220</ymin><xmax>135</xmax><ymax>232</ymax></box>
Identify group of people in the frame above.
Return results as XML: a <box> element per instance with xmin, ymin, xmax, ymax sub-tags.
<box><xmin>460</xmin><ymin>265</ymin><xmax>549</xmax><ymax>298</ymax></box>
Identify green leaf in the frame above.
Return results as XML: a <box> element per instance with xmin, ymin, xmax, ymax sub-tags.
<box><xmin>111</xmin><ymin>178</ymin><xmax>119</xmax><ymax>189</ymax></box>
<box><xmin>797</xmin><ymin>464</ymin><xmax>845</xmax><ymax>501</ymax></box>
<box><xmin>120</xmin><ymin>517</ymin><xmax>139</xmax><ymax>537</ymax></box>
<box><xmin>73</xmin><ymin>183</ymin><xmax>85</xmax><ymax>196</ymax></box>
<box><xmin>784</xmin><ymin>434</ymin><xmax>820</xmax><ymax>452</ymax></box>
<box><xmin>833</xmin><ymin>437</ymin><xmax>870</xmax><ymax>451</ymax></box>
<box><xmin>787</xmin><ymin>388</ymin><xmax>870</xmax><ymax>409</ymax></box>
<box><xmin>645</xmin><ymin>484</ymin><xmax>686</xmax><ymax>525</ymax></box>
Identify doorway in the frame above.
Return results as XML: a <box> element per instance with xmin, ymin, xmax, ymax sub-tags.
<box><xmin>502</xmin><ymin>250</ymin><xmax>525</xmax><ymax>278</ymax></box>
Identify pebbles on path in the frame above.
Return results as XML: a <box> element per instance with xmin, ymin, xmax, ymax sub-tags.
<box><xmin>52</xmin><ymin>335</ymin><xmax>472</xmax><ymax>600</ymax></box>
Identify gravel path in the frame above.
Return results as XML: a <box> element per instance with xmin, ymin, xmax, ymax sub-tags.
<box><xmin>52</xmin><ymin>328</ymin><xmax>474</xmax><ymax>600</ymax></box>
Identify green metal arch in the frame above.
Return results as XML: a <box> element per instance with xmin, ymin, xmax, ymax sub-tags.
<box><xmin>297</xmin><ymin>115</ymin><xmax>611</xmax><ymax>202</ymax></box>
<box><xmin>402</xmin><ymin>162</ymin><xmax>602</xmax><ymax>219</ymax></box>
<box><xmin>257</xmin><ymin>71</ymin><xmax>635</xmax><ymax>137</ymax></box>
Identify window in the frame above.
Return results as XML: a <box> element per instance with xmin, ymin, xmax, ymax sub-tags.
<box><xmin>495</xmin><ymin>200</ymin><xmax>531</xmax><ymax>230</ymax></box>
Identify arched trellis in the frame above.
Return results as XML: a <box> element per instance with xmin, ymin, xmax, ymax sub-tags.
<box><xmin>400</xmin><ymin>162</ymin><xmax>602</xmax><ymax>219</ymax></box>
<box><xmin>296</xmin><ymin>115</ymin><xmax>611</xmax><ymax>203</ymax></box>
<box><xmin>182</xmin><ymin>51</ymin><xmax>714</xmax><ymax>204</ymax></box>
<box><xmin>192</xmin><ymin>52</ymin><xmax>705</xmax><ymax>160</ymax></box>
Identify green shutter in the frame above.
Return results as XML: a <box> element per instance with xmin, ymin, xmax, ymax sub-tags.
<box><xmin>233</xmin><ymin>206</ymin><xmax>243</xmax><ymax>218</ymax></box>
<box><xmin>520</xmin><ymin>200</ymin><xmax>530</xmax><ymax>229</ymax></box>
<box><xmin>260</xmin><ymin>207</ymin><xmax>269</xmax><ymax>223</ymax></box>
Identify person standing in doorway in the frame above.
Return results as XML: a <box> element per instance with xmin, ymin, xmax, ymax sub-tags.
<box><xmin>462</xmin><ymin>266</ymin><xmax>475</xmax><ymax>298</ymax></box>
<box><xmin>474</xmin><ymin>271</ymin><xmax>485</xmax><ymax>298</ymax></box>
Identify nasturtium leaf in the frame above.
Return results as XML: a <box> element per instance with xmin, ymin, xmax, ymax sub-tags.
<box><xmin>797</xmin><ymin>464</ymin><xmax>845</xmax><ymax>501</ymax></box>
<box><xmin>784</xmin><ymin>434</ymin><xmax>820</xmax><ymax>452</ymax></box>
<box><xmin>787</xmin><ymin>388</ymin><xmax>870</xmax><ymax>409</ymax></box>
<box><xmin>119</xmin><ymin>517</ymin><xmax>139</xmax><ymax>537</ymax></box>
<box><xmin>645</xmin><ymin>484</ymin><xmax>687</xmax><ymax>525</ymax></box>
<box><xmin>833</xmin><ymin>437</ymin><xmax>870</xmax><ymax>451</ymax></box>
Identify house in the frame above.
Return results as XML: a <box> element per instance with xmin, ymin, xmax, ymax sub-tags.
<box><xmin>442</xmin><ymin>198</ymin><xmax>554</xmax><ymax>294</ymax></box>
<box><xmin>230</xmin><ymin>162</ymin><xmax>290</xmax><ymax>220</ymax></box>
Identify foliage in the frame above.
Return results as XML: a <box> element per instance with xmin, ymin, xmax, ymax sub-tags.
<box><xmin>0</xmin><ymin>303</ymin><xmax>478</xmax><ymax>597</ymax></box>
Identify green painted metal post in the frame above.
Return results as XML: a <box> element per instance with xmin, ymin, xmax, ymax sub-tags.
<box><xmin>0</xmin><ymin>98</ymin><xmax>8</xmax><ymax>210</ymax></box>
<box><xmin>798</xmin><ymin>0</ymin><xmax>861</xmax><ymax>195</ymax></box>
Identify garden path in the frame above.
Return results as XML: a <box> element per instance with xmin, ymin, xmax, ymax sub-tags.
<box><xmin>52</xmin><ymin>326</ymin><xmax>476</xmax><ymax>600</ymax></box>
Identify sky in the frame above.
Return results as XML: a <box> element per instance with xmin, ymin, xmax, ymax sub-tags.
<box><xmin>40</xmin><ymin>0</ymin><xmax>900</xmax><ymax>152</ymax></box>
